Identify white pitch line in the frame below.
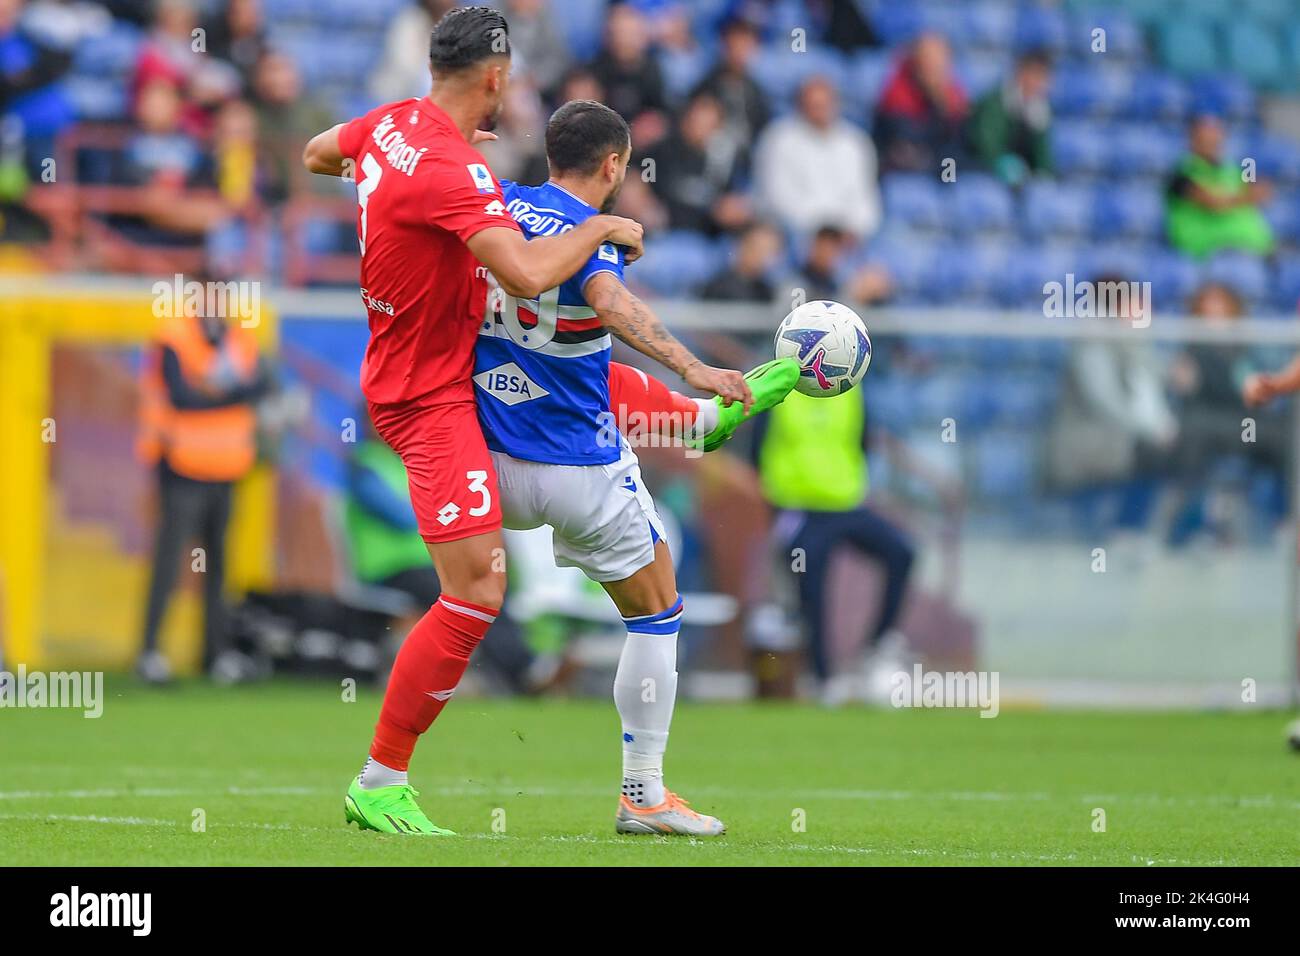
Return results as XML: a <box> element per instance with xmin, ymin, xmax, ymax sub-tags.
<box><xmin>0</xmin><ymin>814</ymin><xmax>1239</xmax><ymax>865</ymax></box>
<box><xmin>0</xmin><ymin>784</ymin><xmax>1295</xmax><ymax>811</ymax></box>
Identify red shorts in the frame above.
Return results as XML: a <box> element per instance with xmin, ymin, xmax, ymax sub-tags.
<box><xmin>367</xmin><ymin>397</ymin><xmax>502</xmax><ymax>544</ymax></box>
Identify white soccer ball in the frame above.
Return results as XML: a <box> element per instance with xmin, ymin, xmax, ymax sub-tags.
<box><xmin>773</xmin><ymin>299</ymin><xmax>872</xmax><ymax>397</ymax></box>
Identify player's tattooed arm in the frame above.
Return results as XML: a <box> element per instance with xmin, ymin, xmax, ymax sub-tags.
<box><xmin>586</xmin><ymin>274</ymin><xmax>752</xmax><ymax>408</ymax></box>
<box><xmin>470</xmin><ymin>216</ymin><xmax>643</xmax><ymax>300</ymax></box>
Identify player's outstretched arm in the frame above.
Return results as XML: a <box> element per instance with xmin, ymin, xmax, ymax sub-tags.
<box><xmin>586</xmin><ymin>272</ymin><xmax>752</xmax><ymax>410</ymax></box>
<box><xmin>303</xmin><ymin>124</ymin><xmax>348</xmax><ymax>177</ymax></box>
<box><xmin>467</xmin><ymin>217</ymin><xmax>644</xmax><ymax>300</ymax></box>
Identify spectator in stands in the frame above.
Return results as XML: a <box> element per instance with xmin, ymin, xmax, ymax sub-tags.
<box><xmin>202</xmin><ymin>0</ymin><xmax>268</xmax><ymax>91</ymax></box>
<box><xmin>588</xmin><ymin>3</ymin><xmax>668</xmax><ymax>149</ymax></box>
<box><xmin>211</xmin><ymin>97</ymin><xmax>264</xmax><ymax>212</ymax></box>
<box><xmin>873</xmin><ymin>31</ymin><xmax>967</xmax><ymax>175</ymax></box>
<box><xmin>698</xmin><ymin>220</ymin><xmax>783</xmax><ymax>302</ymax></box>
<box><xmin>753</xmin><ymin>75</ymin><xmax>881</xmax><ymax>240</ymax></box>
<box><xmin>691</xmin><ymin>14</ymin><xmax>769</xmax><ymax>177</ymax></box>
<box><xmin>500</xmin><ymin>0</ymin><xmax>569</xmax><ymax>97</ymax></box>
<box><xmin>250</xmin><ymin>51</ymin><xmax>334</xmax><ymax>202</ymax></box>
<box><xmin>790</xmin><ymin>225</ymin><xmax>892</xmax><ymax>305</ymax></box>
<box><xmin>117</xmin><ymin>76</ymin><xmax>227</xmax><ymax>240</ymax></box>
<box><xmin>133</xmin><ymin>0</ymin><xmax>240</xmax><ymax>136</ymax></box>
<box><xmin>0</xmin><ymin>0</ymin><xmax>75</xmax><ymax>176</ymax></box>
<box><xmin>648</xmin><ymin>91</ymin><xmax>750</xmax><ymax>235</ymax></box>
<box><xmin>807</xmin><ymin>0</ymin><xmax>880</xmax><ymax>53</ymax></box>
<box><xmin>479</xmin><ymin>78</ymin><xmax>549</xmax><ymax>185</ymax></box>
<box><xmin>369</xmin><ymin>0</ymin><xmax>456</xmax><ymax>102</ymax></box>
<box><xmin>1166</xmin><ymin>114</ymin><xmax>1275</xmax><ymax>259</ymax></box>
<box><xmin>967</xmin><ymin>49</ymin><xmax>1053</xmax><ymax>187</ymax></box>
<box><xmin>1046</xmin><ymin>276</ymin><xmax>1176</xmax><ymax>531</ymax></box>
<box><xmin>1166</xmin><ymin>282</ymin><xmax>1285</xmax><ymax>542</ymax></box>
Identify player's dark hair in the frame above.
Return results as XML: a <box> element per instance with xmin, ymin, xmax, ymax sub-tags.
<box><xmin>429</xmin><ymin>5</ymin><xmax>510</xmax><ymax>75</ymax></box>
<box><xmin>545</xmin><ymin>99</ymin><xmax>631</xmax><ymax>176</ymax></box>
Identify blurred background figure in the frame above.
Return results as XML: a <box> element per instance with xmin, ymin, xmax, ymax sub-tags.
<box><xmin>1166</xmin><ymin>114</ymin><xmax>1274</xmax><ymax>258</ymax></box>
<box><xmin>135</xmin><ymin>291</ymin><xmax>273</xmax><ymax>684</ymax></box>
<box><xmin>873</xmin><ymin>31</ymin><xmax>967</xmax><ymax>175</ymax></box>
<box><xmin>754</xmin><ymin>388</ymin><xmax>915</xmax><ymax>705</ymax></box>
<box><xmin>967</xmin><ymin>48</ymin><xmax>1053</xmax><ymax>187</ymax></box>
<box><xmin>369</xmin><ymin>0</ymin><xmax>455</xmax><ymax>102</ymax></box>
<box><xmin>698</xmin><ymin>219</ymin><xmax>782</xmax><ymax>303</ymax></box>
<box><xmin>648</xmin><ymin>90</ymin><xmax>749</xmax><ymax>235</ymax></box>
<box><xmin>754</xmin><ymin>75</ymin><xmax>880</xmax><ymax>241</ymax></box>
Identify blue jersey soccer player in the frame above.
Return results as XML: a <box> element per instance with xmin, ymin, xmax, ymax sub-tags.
<box><xmin>472</xmin><ymin>100</ymin><xmax>797</xmax><ymax>835</ymax></box>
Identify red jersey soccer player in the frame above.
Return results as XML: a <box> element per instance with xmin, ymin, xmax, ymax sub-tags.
<box><xmin>303</xmin><ymin>7</ymin><xmax>649</xmax><ymax>834</ymax></box>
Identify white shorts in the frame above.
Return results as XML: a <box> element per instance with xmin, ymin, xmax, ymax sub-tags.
<box><xmin>491</xmin><ymin>441</ymin><xmax>666</xmax><ymax>583</ymax></box>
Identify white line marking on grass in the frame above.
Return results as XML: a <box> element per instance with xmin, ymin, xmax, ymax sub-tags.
<box><xmin>0</xmin><ymin>815</ymin><xmax>1237</xmax><ymax>865</ymax></box>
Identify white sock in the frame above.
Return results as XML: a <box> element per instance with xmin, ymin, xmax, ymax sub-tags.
<box><xmin>614</xmin><ymin>596</ymin><xmax>683</xmax><ymax>807</ymax></box>
<box><xmin>358</xmin><ymin>756</ymin><xmax>407</xmax><ymax>790</ymax></box>
<box><xmin>690</xmin><ymin>397</ymin><xmax>719</xmax><ymax>438</ymax></box>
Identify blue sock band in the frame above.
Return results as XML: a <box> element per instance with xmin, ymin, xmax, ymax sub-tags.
<box><xmin>623</xmin><ymin>595</ymin><xmax>684</xmax><ymax>636</ymax></box>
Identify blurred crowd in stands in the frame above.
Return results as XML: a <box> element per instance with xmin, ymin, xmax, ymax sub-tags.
<box><xmin>3</xmin><ymin>0</ymin><xmax>1300</xmax><ymax>311</ymax></box>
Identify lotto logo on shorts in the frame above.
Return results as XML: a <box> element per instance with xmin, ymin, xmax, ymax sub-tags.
<box><xmin>436</xmin><ymin>502</ymin><xmax>461</xmax><ymax>526</ymax></box>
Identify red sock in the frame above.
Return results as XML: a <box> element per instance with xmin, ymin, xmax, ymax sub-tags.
<box><xmin>368</xmin><ymin>596</ymin><xmax>498</xmax><ymax>771</ymax></box>
<box><xmin>608</xmin><ymin>361</ymin><xmax>698</xmax><ymax>443</ymax></box>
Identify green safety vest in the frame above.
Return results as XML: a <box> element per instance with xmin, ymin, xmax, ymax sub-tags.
<box><xmin>1166</xmin><ymin>153</ymin><xmax>1273</xmax><ymax>259</ymax></box>
<box><xmin>759</xmin><ymin>390</ymin><xmax>867</xmax><ymax>511</ymax></box>
<box><xmin>343</xmin><ymin>440</ymin><xmax>431</xmax><ymax>583</ymax></box>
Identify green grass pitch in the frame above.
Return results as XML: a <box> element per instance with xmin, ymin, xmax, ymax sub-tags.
<box><xmin>1</xmin><ymin>679</ymin><xmax>1297</xmax><ymax>866</ymax></box>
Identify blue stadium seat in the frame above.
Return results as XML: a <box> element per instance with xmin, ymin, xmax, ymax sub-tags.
<box><xmin>845</xmin><ymin>49</ymin><xmax>895</xmax><ymax>116</ymax></box>
<box><xmin>1204</xmin><ymin>251</ymin><xmax>1270</xmax><ymax>303</ymax></box>
<box><xmin>1105</xmin><ymin>122</ymin><xmax>1181</xmax><ymax>177</ymax></box>
<box><xmin>1243</xmin><ymin>134</ymin><xmax>1300</xmax><ymax>184</ymax></box>
<box><xmin>1157</xmin><ymin>19</ymin><xmax>1220</xmax><ymax>76</ymax></box>
<box><xmin>948</xmin><ymin>174</ymin><xmax>1015</xmax><ymax>234</ymax></box>
<box><xmin>551</xmin><ymin>0</ymin><xmax>607</xmax><ymax>62</ymax></box>
<box><xmin>659</xmin><ymin>48</ymin><xmax>712</xmax><ymax>101</ymax></box>
<box><xmin>1188</xmin><ymin>74</ymin><xmax>1255</xmax><ymax>119</ymax></box>
<box><xmin>864</xmin><ymin>229</ymin><xmax>942</xmax><ymax>304</ymax></box>
<box><xmin>952</xmin><ymin>55</ymin><xmax>1002</xmax><ymax>99</ymax></box>
<box><xmin>1065</xmin><ymin>9</ymin><xmax>1145</xmax><ymax>59</ymax></box>
<box><xmin>1121</xmin><ymin>70</ymin><xmax>1190</xmax><ymax>121</ymax></box>
<box><xmin>1014</xmin><ymin>4</ymin><xmax>1068</xmax><ymax>52</ymax></box>
<box><xmin>64</xmin><ymin>77</ymin><xmax>128</xmax><ymax>122</ymax></box>
<box><xmin>971</xmin><ymin>430</ymin><xmax>1038</xmax><ymax>500</ymax></box>
<box><xmin>1092</xmin><ymin>183</ymin><xmax>1166</xmax><ymax>240</ymax></box>
<box><xmin>636</xmin><ymin>232</ymin><xmax>726</xmax><ymax>297</ymax></box>
<box><xmin>1270</xmin><ymin>254</ymin><xmax>1300</xmax><ymax>311</ymax></box>
<box><xmin>1225</xmin><ymin>22</ymin><xmax>1287</xmax><ymax>90</ymax></box>
<box><xmin>1050</xmin><ymin>120</ymin><xmax>1109</xmax><ymax>176</ymax></box>
<box><xmin>999</xmin><ymin>241</ymin><xmax>1087</xmax><ymax>307</ymax></box>
<box><xmin>749</xmin><ymin>45</ymin><xmax>848</xmax><ymax>109</ymax></box>
<box><xmin>940</xmin><ymin>239</ymin><xmax>1013</xmax><ymax>305</ymax></box>
<box><xmin>961</xmin><ymin>2</ymin><xmax>1015</xmax><ymax>49</ymax></box>
<box><xmin>881</xmin><ymin>174</ymin><xmax>945</xmax><ymax>231</ymax></box>
<box><xmin>1144</xmin><ymin>251</ymin><xmax>1202</xmax><ymax>307</ymax></box>
<box><xmin>1051</xmin><ymin>64</ymin><xmax>1133</xmax><ymax>118</ymax></box>
<box><xmin>1021</xmin><ymin>181</ymin><xmax>1093</xmax><ymax>238</ymax></box>
<box><xmin>73</xmin><ymin>22</ymin><xmax>141</xmax><ymax>76</ymax></box>
<box><xmin>1263</xmin><ymin>191</ymin><xmax>1300</xmax><ymax>245</ymax></box>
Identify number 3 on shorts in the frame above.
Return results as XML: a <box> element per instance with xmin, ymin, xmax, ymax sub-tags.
<box><xmin>466</xmin><ymin>470</ymin><xmax>491</xmax><ymax>517</ymax></box>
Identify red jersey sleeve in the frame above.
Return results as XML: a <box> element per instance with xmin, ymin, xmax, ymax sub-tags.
<box><xmin>424</xmin><ymin>154</ymin><xmax>522</xmax><ymax>243</ymax></box>
<box><xmin>338</xmin><ymin>114</ymin><xmax>367</xmax><ymax>162</ymax></box>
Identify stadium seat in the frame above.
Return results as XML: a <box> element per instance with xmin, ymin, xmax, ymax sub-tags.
<box><xmin>1050</xmin><ymin>120</ymin><xmax>1110</xmax><ymax>176</ymax></box>
<box><xmin>1092</xmin><ymin>183</ymin><xmax>1166</xmax><ymax>240</ymax></box>
<box><xmin>1188</xmin><ymin>74</ymin><xmax>1255</xmax><ymax>119</ymax></box>
<box><xmin>1065</xmin><ymin>9</ymin><xmax>1145</xmax><ymax>60</ymax></box>
<box><xmin>1225</xmin><ymin>22</ymin><xmax>1288</xmax><ymax>90</ymax></box>
<box><xmin>999</xmin><ymin>241</ymin><xmax>1087</xmax><ymax>307</ymax></box>
<box><xmin>72</xmin><ymin>22</ymin><xmax>141</xmax><ymax>76</ymax></box>
<box><xmin>1121</xmin><ymin>70</ymin><xmax>1190</xmax><ymax>121</ymax></box>
<box><xmin>1105</xmin><ymin>122</ymin><xmax>1182</xmax><ymax>177</ymax></box>
<box><xmin>552</xmin><ymin>0</ymin><xmax>607</xmax><ymax>62</ymax></box>
<box><xmin>970</xmin><ymin>429</ymin><xmax>1038</xmax><ymax>500</ymax></box>
<box><xmin>948</xmin><ymin>175</ymin><xmax>1015</xmax><ymax>235</ymax></box>
<box><xmin>1204</xmin><ymin>251</ymin><xmax>1271</xmax><ymax>304</ymax></box>
<box><xmin>1269</xmin><ymin>254</ymin><xmax>1300</xmax><ymax>311</ymax></box>
<box><xmin>749</xmin><ymin>45</ymin><xmax>848</xmax><ymax>110</ymax></box>
<box><xmin>1157</xmin><ymin>19</ymin><xmax>1220</xmax><ymax>77</ymax></box>
<box><xmin>1051</xmin><ymin>64</ymin><xmax>1133</xmax><ymax>118</ymax></box>
<box><xmin>64</xmin><ymin>77</ymin><xmax>129</xmax><ymax>122</ymax></box>
<box><xmin>635</xmin><ymin>232</ymin><xmax>726</xmax><ymax>297</ymax></box>
<box><xmin>961</xmin><ymin>2</ymin><xmax>1015</xmax><ymax>50</ymax></box>
<box><xmin>1263</xmin><ymin>191</ymin><xmax>1300</xmax><ymax>245</ymax></box>
<box><xmin>881</xmin><ymin>174</ymin><xmax>946</xmax><ymax>231</ymax></box>
<box><xmin>1144</xmin><ymin>251</ymin><xmax>1202</xmax><ymax>308</ymax></box>
<box><xmin>1020</xmin><ymin>181</ymin><xmax>1093</xmax><ymax>239</ymax></box>
<box><xmin>1015</xmin><ymin>4</ymin><xmax>1068</xmax><ymax>53</ymax></box>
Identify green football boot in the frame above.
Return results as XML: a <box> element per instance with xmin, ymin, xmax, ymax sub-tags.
<box><xmin>694</xmin><ymin>358</ymin><xmax>800</xmax><ymax>452</ymax></box>
<box><xmin>344</xmin><ymin>778</ymin><xmax>455</xmax><ymax>835</ymax></box>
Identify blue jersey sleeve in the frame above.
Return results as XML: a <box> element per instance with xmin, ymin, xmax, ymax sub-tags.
<box><xmin>575</xmin><ymin>240</ymin><xmax>625</xmax><ymax>299</ymax></box>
